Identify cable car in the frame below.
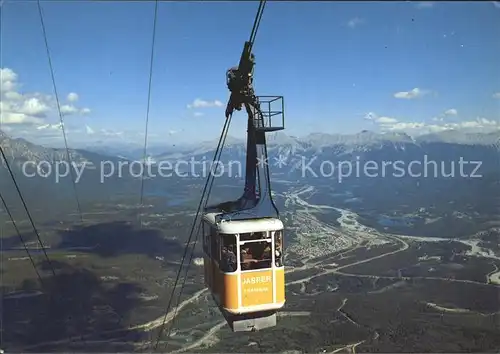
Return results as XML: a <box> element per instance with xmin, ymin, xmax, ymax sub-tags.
<box><xmin>202</xmin><ymin>38</ymin><xmax>286</xmax><ymax>332</ymax></box>
<box><xmin>202</xmin><ymin>214</ymin><xmax>285</xmax><ymax>331</ymax></box>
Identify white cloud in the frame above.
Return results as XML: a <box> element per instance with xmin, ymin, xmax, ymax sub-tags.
<box><xmin>376</xmin><ymin>116</ymin><xmax>398</xmax><ymax>124</ymax></box>
<box><xmin>387</xmin><ymin>122</ymin><xmax>427</xmax><ymax>131</ymax></box>
<box><xmin>427</xmin><ymin>118</ymin><xmax>500</xmax><ymax>133</ymax></box>
<box><xmin>9</xmin><ymin>123</ymin><xmax>85</xmax><ymax>143</ymax></box>
<box><xmin>187</xmin><ymin>98</ymin><xmax>223</xmax><ymax>109</ymax></box>
<box><xmin>493</xmin><ymin>92</ymin><xmax>500</xmax><ymax>99</ymax></box>
<box><xmin>364</xmin><ymin>112</ymin><xmax>397</xmax><ymax>124</ymax></box>
<box><xmin>367</xmin><ymin>111</ymin><xmax>499</xmax><ymax>135</ymax></box>
<box><xmin>193</xmin><ymin>112</ymin><xmax>204</xmax><ymax>117</ymax></box>
<box><xmin>37</xmin><ymin>122</ymin><xmax>63</xmax><ymax>130</ymax></box>
<box><xmin>347</xmin><ymin>17</ymin><xmax>364</xmax><ymax>29</ymax></box>
<box><xmin>0</xmin><ymin>68</ymin><xmax>18</xmax><ymax>91</ymax></box>
<box><xmin>401</xmin><ymin>120</ymin><xmax>499</xmax><ymax>133</ymax></box>
<box><xmin>476</xmin><ymin>117</ymin><xmax>498</xmax><ymax>126</ymax></box>
<box><xmin>433</xmin><ymin>108</ymin><xmax>458</xmax><ymax>122</ymax></box>
<box><xmin>415</xmin><ymin>2</ymin><xmax>434</xmax><ymax>9</ymax></box>
<box><xmin>4</xmin><ymin>121</ymin><xmax>151</xmax><ymax>147</ymax></box>
<box><xmin>0</xmin><ymin>67</ymin><xmax>91</xmax><ymax>127</ymax></box>
<box><xmin>78</xmin><ymin>127</ymin><xmax>128</xmax><ymax>140</ymax></box>
<box><xmin>67</xmin><ymin>92</ymin><xmax>79</xmax><ymax>102</ymax></box>
<box><xmin>62</xmin><ymin>126</ymin><xmax>133</xmax><ymax>143</ymax></box>
<box><xmin>85</xmin><ymin>125</ymin><xmax>95</xmax><ymax>134</ymax></box>
<box><xmin>60</xmin><ymin>105</ymin><xmax>91</xmax><ymax>116</ymax></box>
<box><xmin>100</xmin><ymin>129</ymin><xmax>124</xmax><ymax>137</ymax></box>
<box><xmin>1</xmin><ymin>112</ymin><xmax>44</xmax><ymax>125</ymax></box>
<box><xmin>21</xmin><ymin>97</ymin><xmax>51</xmax><ymax>116</ymax></box>
<box><xmin>393</xmin><ymin>87</ymin><xmax>429</xmax><ymax>99</ymax></box>
<box><xmin>60</xmin><ymin>104</ymin><xmax>79</xmax><ymax>116</ymax></box>
<box><xmin>4</xmin><ymin>91</ymin><xmax>22</xmax><ymax>101</ymax></box>
<box><xmin>364</xmin><ymin>112</ymin><xmax>377</xmax><ymax>121</ymax></box>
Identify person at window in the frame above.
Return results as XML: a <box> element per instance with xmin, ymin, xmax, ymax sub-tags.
<box><xmin>275</xmin><ymin>232</ymin><xmax>283</xmax><ymax>267</ymax></box>
<box><xmin>221</xmin><ymin>245</ymin><xmax>237</xmax><ymax>272</ymax></box>
<box><xmin>275</xmin><ymin>231</ymin><xmax>282</xmax><ymax>248</ymax></box>
<box><xmin>275</xmin><ymin>247</ymin><xmax>283</xmax><ymax>267</ymax></box>
<box><xmin>260</xmin><ymin>243</ymin><xmax>272</xmax><ymax>268</ymax></box>
<box><xmin>241</xmin><ymin>246</ymin><xmax>257</xmax><ymax>270</ymax></box>
<box><xmin>262</xmin><ymin>243</ymin><xmax>271</xmax><ymax>258</ymax></box>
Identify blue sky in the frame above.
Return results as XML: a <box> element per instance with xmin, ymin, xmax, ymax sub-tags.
<box><xmin>1</xmin><ymin>1</ymin><xmax>500</xmax><ymax>146</ymax></box>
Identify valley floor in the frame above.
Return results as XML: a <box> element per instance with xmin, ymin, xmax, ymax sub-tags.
<box><xmin>1</xmin><ymin>186</ymin><xmax>499</xmax><ymax>353</ymax></box>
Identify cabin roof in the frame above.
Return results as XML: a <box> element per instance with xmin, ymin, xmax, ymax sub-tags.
<box><xmin>202</xmin><ymin>212</ymin><xmax>284</xmax><ymax>234</ymax></box>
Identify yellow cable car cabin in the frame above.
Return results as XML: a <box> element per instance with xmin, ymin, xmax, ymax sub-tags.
<box><xmin>202</xmin><ymin>212</ymin><xmax>285</xmax><ymax>331</ymax></box>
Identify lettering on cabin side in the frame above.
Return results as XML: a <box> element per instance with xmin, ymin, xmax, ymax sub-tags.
<box><xmin>242</xmin><ymin>275</ymin><xmax>271</xmax><ymax>285</ymax></box>
<box><xmin>241</xmin><ymin>273</ymin><xmax>273</xmax><ymax>301</ymax></box>
<box><xmin>245</xmin><ymin>287</ymin><xmax>268</xmax><ymax>293</ymax></box>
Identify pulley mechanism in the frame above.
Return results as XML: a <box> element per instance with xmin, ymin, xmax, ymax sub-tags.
<box><xmin>225</xmin><ymin>42</ymin><xmax>257</xmax><ymax>118</ymax></box>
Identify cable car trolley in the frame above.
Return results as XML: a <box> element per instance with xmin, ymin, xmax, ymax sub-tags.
<box><xmin>201</xmin><ymin>0</ymin><xmax>286</xmax><ymax>332</ymax></box>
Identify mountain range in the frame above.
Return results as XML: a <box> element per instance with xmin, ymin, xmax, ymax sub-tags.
<box><xmin>2</xmin><ymin>128</ymin><xmax>499</xmax><ymax>216</ymax></box>
<box><xmin>73</xmin><ymin>130</ymin><xmax>500</xmax><ymax>161</ymax></box>
<box><xmin>2</xmin><ymin>128</ymin><xmax>499</xmax><ymax>183</ymax></box>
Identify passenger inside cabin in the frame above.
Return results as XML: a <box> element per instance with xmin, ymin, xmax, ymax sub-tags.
<box><xmin>240</xmin><ymin>239</ymin><xmax>275</xmax><ymax>270</ymax></box>
<box><xmin>221</xmin><ymin>245</ymin><xmax>237</xmax><ymax>272</ymax></box>
<box><xmin>240</xmin><ymin>246</ymin><xmax>256</xmax><ymax>270</ymax></box>
<box><xmin>219</xmin><ymin>234</ymin><xmax>237</xmax><ymax>272</ymax></box>
<box><xmin>275</xmin><ymin>230</ymin><xmax>283</xmax><ymax>267</ymax></box>
<box><xmin>262</xmin><ymin>243</ymin><xmax>271</xmax><ymax>258</ymax></box>
<box><xmin>240</xmin><ymin>246</ymin><xmax>251</xmax><ymax>270</ymax></box>
<box><xmin>275</xmin><ymin>248</ymin><xmax>282</xmax><ymax>267</ymax></box>
<box><xmin>261</xmin><ymin>243</ymin><xmax>272</xmax><ymax>268</ymax></box>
